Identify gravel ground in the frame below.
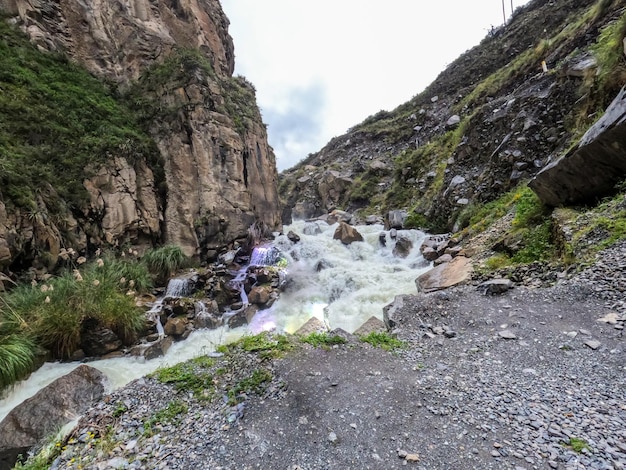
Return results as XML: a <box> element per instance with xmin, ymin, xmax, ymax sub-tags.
<box><xmin>41</xmin><ymin>242</ymin><xmax>625</xmax><ymax>470</ymax></box>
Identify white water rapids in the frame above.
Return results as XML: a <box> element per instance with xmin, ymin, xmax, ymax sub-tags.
<box><xmin>0</xmin><ymin>221</ymin><xmax>431</xmax><ymax>422</ymax></box>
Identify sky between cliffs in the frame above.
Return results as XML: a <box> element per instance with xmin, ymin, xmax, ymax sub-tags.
<box><xmin>220</xmin><ymin>0</ymin><xmax>532</xmax><ymax>171</ymax></box>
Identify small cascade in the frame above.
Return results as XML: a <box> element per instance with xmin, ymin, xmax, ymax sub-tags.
<box><xmin>229</xmin><ymin>244</ymin><xmax>283</xmax><ymax>307</ymax></box>
<box><xmin>147</xmin><ymin>277</ymin><xmax>196</xmax><ymax>337</ymax></box>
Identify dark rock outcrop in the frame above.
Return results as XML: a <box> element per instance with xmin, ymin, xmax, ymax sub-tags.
<box><xmin>529</xmin><ymin>87</ymin><xmax>626</xmax><ymax>206</ymax></box>
<box><xmin>0</xmin><ymin>365</ymin><xmax>105</xmax><ymax>470</ymax></box>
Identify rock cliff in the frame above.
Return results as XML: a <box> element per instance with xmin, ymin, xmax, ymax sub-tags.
<box><xmin>0</xmin><ymin>0</ymin><xmax>281</xmax><ymax>274</ymax></box>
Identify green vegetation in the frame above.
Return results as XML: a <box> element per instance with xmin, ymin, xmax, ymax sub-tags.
<box><xmin>143</xmin><ymin>399</ymin><xmax>189</xmax><ymax>436</ymax></box>
<box><xmin>301</xmin><ymin>332</ymin><xmax>347</xmax><ymax>348</ymax></box>
<box><xmin>218</xmin><ymin>332</ymin><xmax>293</xmax><ymax>360</ymax></box>
<box><xmin>566</xmin><ymin>437</ymin><xmax>591</xmax><ymax>453</ymax></box>
<box><xmin>227</xmin><ymin>368</ymin><xmax>273</xmax><ymax>405</ymax></box>
<box><xmin>0</xmin><ymin>19</ymin><xmax>158</xmax><ymax>211</ymax></box>
<box><xmin>222</xmin><ymin>76</ymin><xmax>260</xmax><ymax>135</ymax></box>
<box><xmin>0</xmin><ymin>301</ymin><xmax>35</xmax><ymax>389</ymax></box>
<box><xmin>142</xmin><ymin>245</ymin><xmax>189</xmax><ymax>283</ymax></box>
<box><xmin>359</xmin><ymin>332</ymin><xmax>405</xmax><ymax>351</ymax></box>
<box><xmin>150</xmin><ymin>356</ymin><xmax>216</xmax><ymax>400</ymax></box>
<box><xmin>0</xmin><ymin>256</ymin><xmax>150</xmax><ymax>363</ymax></box>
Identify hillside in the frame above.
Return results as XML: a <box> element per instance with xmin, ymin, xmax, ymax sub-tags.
<box><xmin>279</xmin><ymin>0</ymin><xmax>626</xmax><ymax>268</ymax></box>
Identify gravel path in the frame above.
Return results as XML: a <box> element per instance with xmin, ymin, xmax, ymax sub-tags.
<box><xmin>42</xmin><ymin>243</ymin><xmax>626</xmax><ymax>470</ymax></box>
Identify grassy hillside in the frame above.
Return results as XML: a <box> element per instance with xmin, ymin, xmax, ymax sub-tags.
<box><xmin>0</xmin><ymin>18</ymin><xmax>159</xmax><ymax>212</ymax></box>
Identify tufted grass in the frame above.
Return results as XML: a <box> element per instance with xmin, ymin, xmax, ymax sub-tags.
<box><xmin>0</xmin><ymin>303</ymin><xmax>35</xmax><ymax>389</ymax></box>
<box><xmin>142</xmin><ymin>245</ymin><xmax>188</xmax><ymax>284</ymax></box>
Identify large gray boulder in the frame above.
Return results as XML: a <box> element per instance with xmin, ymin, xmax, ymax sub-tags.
<box><xmin>0</xmin><ymin>365</ymin><xmax>106</xmax><ymax>469</ymax></box>
<box><xmin>529</xmin><ymin>87</ymin><xmax>626</xmax><ymax>206</ymax></box>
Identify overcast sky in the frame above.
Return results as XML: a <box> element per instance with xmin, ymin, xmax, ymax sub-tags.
<box><xmin>220</xmin><ymin>0</ymin><xmax>531</xmax><ymax>171</ymax></box>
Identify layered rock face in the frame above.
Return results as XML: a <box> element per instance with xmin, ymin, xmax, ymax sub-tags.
<box><xmin>0</xmin><ymin>0</ymin><xmax>281</xmax><ymax>271</ymax></box>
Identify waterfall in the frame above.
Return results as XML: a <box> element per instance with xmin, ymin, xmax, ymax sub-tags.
<box><xmin>146</xmin><ymin>277</ymin><xmax>196</xmax><ymax>337</ymax></box>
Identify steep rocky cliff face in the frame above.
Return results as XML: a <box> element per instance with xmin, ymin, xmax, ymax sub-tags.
<box><xmin>0</xmin><ymin>0</ymin><xmax>281</xmax><ymax>274</ymax></box>
<box><xmin>279</xmin><ymin>0</ymin><xmax>625</xmax><ymax>231</ymax></box>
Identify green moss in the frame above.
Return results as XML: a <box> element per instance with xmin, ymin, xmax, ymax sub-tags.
<box><xmin>150</xmin><ymin>357</ymin><xmax>216</xmax><ymax>400</ymax></box>
<box><xmin>566</xmin><ymin>437</ymin><xmax>591</xmax><ymax>453</ymax></box>
<box><xmin>301</xmin><ymin>332</ymin><xmax>347</xmax><ymax>348</ymax></box>
<box><xmin>360</xmin><ymin>332</ymin><xmax>405</xmax><ymax>351</ymax></box>
<box><xmin>0</xmin><ymin>19</ymin><xmax>158</xmax><ymax>211</ymax></box>
<box><xmin>219</xmin><ymin>332</ymin><xmax>292</xmax><ymax>360</ymax></box>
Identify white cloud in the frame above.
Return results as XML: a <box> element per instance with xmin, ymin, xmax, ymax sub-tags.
<box><xmin>221</xmin><ymin>0</ymin><xmax>530</xmax><ymax>170</ymax></box>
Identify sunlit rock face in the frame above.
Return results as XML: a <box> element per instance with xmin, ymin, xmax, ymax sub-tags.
<box><xmin>0</xmin><ymin>0</ymin><xmax>281</xmax><ymax>267</ymax></box>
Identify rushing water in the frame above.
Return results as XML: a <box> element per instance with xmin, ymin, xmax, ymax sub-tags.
<box><xmin>0</xmin><ymin>220</ymin><xmax>431</xmax><ymax>422</ymax></box>
<box><xmin>249</xmin><ymin>221</ymin><xmax>430</xmax><ymax>334</ymax></box>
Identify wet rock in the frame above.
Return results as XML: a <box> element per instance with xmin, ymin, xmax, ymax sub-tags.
<box><xmin>80</xmin><ymin>323</ymin><xmax>122</xmax><ymax>357</ymax></box>
<box><xmin>130</xmin><ymin>336</ymin><xmax>173</xmax><ymax>360</ymax></box>
<box><xmin>333</xmin><ymin>222</ymin><xmax>364</xmax><ymax>245</ymax></box>
<box><xmin>314</xmin><ymin>259</ymin><xmax>334</xmax><ymax>272</ymax></box>
<box><xmin>287</xmin><ymin>231</ymin><xmax>301</xmax><ymax>243</ymax></box>
<box><xmin>392</xmin><ymin>236</ymin><xmax>413</xmax><ymax>258</ymax></box>
<box><xmin>422</xmin><ymin>246</ymin><xmax>439</xmax><ymax>261</ymax></box>
<box><xmin>327</xmin><ymin>209</ymin><xmax>353</xmax><ymax>225</ymax></box>
<box><xmin>0</xmin><ymin>365</ymin><xmax>105</xmax><ymax>469</ymax></box>
<box><xmin>248</xmin><ymin>286</ymin><xmax>272</xmax><ymax>305</ymax></box>
<box><xmin>378</xmin><ymin>232</ymin><xmax>387</xmax><ymax>247</ymax></box>
<box><xmin>225</xmin><ymin>310</ymin><xmax>247</xmax><ymax>329</ymax></box>
<box><xmin>302</xmin><ymin>221</ymin><xmax>327</xmax><ymax>236</ymax></box>
<box><xmin>164</xmin><ymin>317</ymin><xmax>187</xmax><ymax>336</ymax></box>
<box><xmin>386</xmin><ymin>210</ymin><xmax>408</xmax><ymax>230</ymax></box>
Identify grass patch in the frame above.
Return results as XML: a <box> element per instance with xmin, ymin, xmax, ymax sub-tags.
<box><xmin>360</xmin><ymin>332</ymin><xmax>405</xmax><ymax>351</ymax></box>
<box><xmin>227</xmin><ymin>368</ymin><xmax>273</xmax><ymax>405</ymax></box>
<box><xmin>565</xmin><ymin>437</ymin><xmax>591</xmax><ymax>453</ymax></box>
<box><xmin>301</xmin><ymin>332</ymin><xmax>347</xmax><ymax>348</ymax></box>
<box><xmin>150</xmin><ymin>357</ymin><xmax>216</xmax><ymax>400</ymax></box>
<box><xmin>0</xmin><ymin>256</ymin><xmax>149</xmax><ymax>360</ymax></box>
<box><xmin>0</xmin><ymin>301</ymin><xmax>35</xmax><ymax>389</ymax></box>
<box><xmin>218</xmin><ymin>332</ymin><xmax>293</xmax><ymax>360</ymax></box>
<box><xmin>142</xmin><ymin>245</ymin><xmax>188</xmax><ymax>284</ymax></box>
<box><xmin>143</xmin><ymin>399</ymin><xmax>188</xmax><ymax>436</ymax></box>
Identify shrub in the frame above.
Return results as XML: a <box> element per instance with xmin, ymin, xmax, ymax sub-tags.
<box><xmin>3</xmin><ymin>258</ymin><xmax>147</xmax><ymax>359</ymax></box>
<box><xmin>0</xmin><ymin>304</ymin><xmax>35</xmax><ymax>389</ymax></box>
<box><xmin>360</xmin><ymin>332</ymin><xmax>405</xmax><ymax>351</ymax></box>
<box><xmin>142</xmin><ymin>245</ymin><xmax>188</xmax><ymax>283</ymax></box>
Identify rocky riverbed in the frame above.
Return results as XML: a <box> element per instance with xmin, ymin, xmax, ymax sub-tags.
<box><xmin>24</xmin><ymin>242</ymin><xmax>626</xmax><ymax>470</ymax></box>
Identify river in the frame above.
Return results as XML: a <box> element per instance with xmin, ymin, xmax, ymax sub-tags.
<box><xmin>0</xmin><ymin>221</ymin><xmax>430</xmax><ymax>422</ymax></box>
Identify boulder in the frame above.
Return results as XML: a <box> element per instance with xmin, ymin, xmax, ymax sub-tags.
<box><xmin>383</xmin><ymin>295</ymin><xmax>412</xmax><ymax>330</ymax></box>
<box><xmin>433</xmin><ymin>254</ymin><xmax>453</xmax><ymax>265</ymax></box>
<box><xmin>333</xmin><ymin>222</ymin><xmax>364</xmax><ymax>245</ymax></box>
<box><xmin>416</xmin><ymin>256</ymin><xmax>473</xmax><ymax>293</ymax></box>
<box><xmin>385</xmin><ymin>210</ymin><xmax>408</xmax><ymax>230</ymax></box>
<box><xmin>226</xmin><ymin>310</ymin><xmax>247</xmax><ymax>329</ymax></box>
<box><xmin>248</xmin><ymin>286</ymin><xmax>272</xmax><ymax>305</ymax></box>
<box><xmin>353</xmin><ymin>316</ymin><xmax>386</xmax><ymax>336</ymax></box>
<box><xmin>529</xmin><ymin>87</ymin><xmax>626</xmax><ymax>206</ymax></box>
<box><xmin>303</xmin><ymin>221</ymin><xmax>326</xmax><ymax>236</ymax></box>
<box><xmin>0</xmin><ymin>365</ymin><xmax>105</xmax><ymax>469</ymax></box>
<box><xmin>164</xmin><ymin>317</ymin><xmax>187</xmax><ymax>336</ymax></box>
<box><xmin>421</xmin><ymin>246</ymin><xmax>439</xmax><ymax>261</ymax></box>
<box><xmin>294</xmin><ymin>317</ymin><xmax>328</xmax><ymax>336</ymax></box>
<box><xmin>80</xmin><ymin>324</ymin><xmax>122</xmax><ymax>357</ymax></box>
<box><xmin>130</xmin><ymin>336</ymin><xmax>173</xmax><ymax>360</ymax></box>
<box><xmin>392</xmin><ymin>236</ymin><xmax>413</xmax><ymax>258</ymax></box>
